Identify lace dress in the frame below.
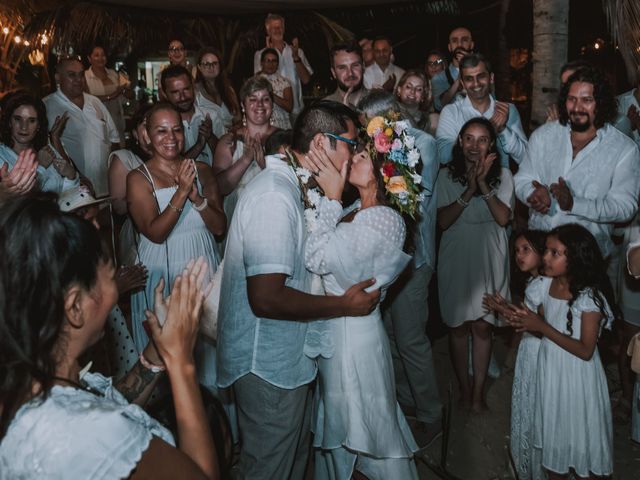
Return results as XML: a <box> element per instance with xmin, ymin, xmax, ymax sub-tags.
<box><xmin>304</xmin><ymin>199</ymin><xmax>418</xmax><ymax>478</ymax></box>
<box><xmin>510</xmin><ymin>276</ymin><xmax>544</xmax><ymax>480</ymax></box>
<box><xmin>527</xmin><ymin>277</ymin><xmax>614</xmax><ymax>477</ymax></box>
<box><xmin>0</xmin><ymin>372</ymin><xmax>174</xmax><ymax>479</ymax></box>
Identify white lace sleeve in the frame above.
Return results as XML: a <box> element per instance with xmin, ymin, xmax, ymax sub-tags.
<box><xmin>573</xmin><ymin>288</ymin><xmax>615</xmax><ymax>331</ymax></box>
<box><xmin>524</xmin><ymin>276</ymin><xmax>549</xmax><ymax>311</ymax></box>
<box><xmin>305</xmin><ymin>201</ymin><xmax>411</xmax><ymax>292</ymax></box>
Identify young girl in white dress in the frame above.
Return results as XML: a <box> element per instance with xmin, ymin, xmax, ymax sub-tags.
<box><xmin>302</xmin><ymin>118</ymin><xmax>421</xmax><ymax>479</ymax></box>
<box><xmin>505</xmin><ymin>224</ymin><xmax>616</xmax><ymax>479</ymax></box>
<box><xmin>485</xmin><ymin>229</ymin><xmax>546</xmax><ymax>480</ymax></box>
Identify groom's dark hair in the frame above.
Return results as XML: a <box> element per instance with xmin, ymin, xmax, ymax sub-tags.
<box><xmin>292</xmin><ymin>100</ymin><xmax>359</xmax><ymax>154</ymax></box>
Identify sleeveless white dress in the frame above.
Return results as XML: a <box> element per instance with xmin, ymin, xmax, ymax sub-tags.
<box><xmin>304</xmin><ymin>198</ymin><xmax>418</xmax><ymax>479</ymax></box>
<box><xmin>527</xmin><ymin>277</ymin><xmax>614</xmax><ymax>477</ymax></box>
<box><xmin>130</xmin><ymin>164</ymin><xmax>220</xmax><ymax>388</ymax></box>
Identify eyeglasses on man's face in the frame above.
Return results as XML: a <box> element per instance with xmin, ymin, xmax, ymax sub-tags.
<box><xmin>169</xmin><ymin>47</ymin><xmax>185</xmax><ymax>53</ymax></box>
<box><xmin>324</xmin><ymin>132</ymin><xmax>363</xmax><ymax>153</ymax></box>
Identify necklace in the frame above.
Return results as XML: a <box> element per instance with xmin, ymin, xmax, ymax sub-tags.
<box><xmin>284</xmin><ymin>148</ymin><xmax>323</xmax><ymax>232</ymax></box>
<box><xmin>52</xmin><ymin>376</ymin><xmax>104</xmax><ymax>397</ymax></box>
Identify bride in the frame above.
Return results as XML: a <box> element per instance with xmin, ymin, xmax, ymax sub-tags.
<box><xmin>303</xmin><ymin>114</ymin><xmax>422</xmax><ymax>479</ymax></box>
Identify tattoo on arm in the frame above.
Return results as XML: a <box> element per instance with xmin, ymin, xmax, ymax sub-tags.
<box><xmin>115</xmin><ymin>361</ymin><xmax>160</xmax><ymax>404</ymax></box>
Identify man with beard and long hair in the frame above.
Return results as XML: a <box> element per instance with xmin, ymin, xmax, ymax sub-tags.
<box><xmin>431</xmin><ymin>27</ymin><xmax>474</xmax><ymax>111</ymax></box>
<box><xmin>324</xmin><ymin>41</ymin><xmax>369</xmax><ymax>110</ymax></box>
<box><xmin>160</xmin><ymin>65</ymin><xmax>224</xmax><ymax>167</ymax></box>
<box><xmin>514</xmin><ymin>66</ymin><xmax>640</xmax><ymax>258</ymax></box>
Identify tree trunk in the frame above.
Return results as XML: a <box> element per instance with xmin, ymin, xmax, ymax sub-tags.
<box><xmin>495</xmin><ymin>0</ymin><xmax>511</xmax><ymax>101</ymax></box>
<box><xmin>530</xmin><ymin>0</ymin><xmax>569</xmax><ymax>129</ymax></box>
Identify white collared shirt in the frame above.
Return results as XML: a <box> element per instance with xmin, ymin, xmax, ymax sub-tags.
<box><xmin>614</xmin><ymin>88</ymin><xmax>640</xmax><ymax>147</ymax></box>
<box><xmin>514</xmin><ymin>121</ymin><xmax>640</xmax><ymax>257</ymax></box>
<box><xmin>254</xmin><ymin>44</ymin><xmax>313</xmax><ymax>116</ymax></box>
<box><xmin>43</xmin><ymin>90</ymin><xmax>120</xmax><ymax>197</ymax></box>
<box><xmin>436</xmin><ymin>94</ymin><xmax>528</xmax><ymax>166</ymax></box>
<box><xmin>363</xmin><ymin>62</ymin><xmax>405</xmax><ymax>90</ymax></box>
<box><xmin>182</xmin><ymin>105</ymin><xmax>224</xmax><ymax>167</ymax></box>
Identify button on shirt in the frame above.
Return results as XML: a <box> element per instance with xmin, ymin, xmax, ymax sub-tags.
<box><xmin>216</xmin><ymin>154</ymin><xmax>316</xmax><ymax>389</ymax></box>
<box><xmin>182</xmin><ymin>105</ymin><xmax>224</xmax><ymax>167</ymax></box>
<box><xmin>514</xmin><ymin>121</ymin><xmax>640</xmax><ymax>257</ymax></box>
<box><xmin>431</xmin><ymin>64</ymin><xmax>459</xmax><ymax>112</ymax></box>
<box><xmin>43</xmin><ymin>91</ymin><xmax>120</xmax><ymax>197</ymax></box>
<box><xmin>436</xmin><ymin>95</ymin><xmax>528</xmax><ymax>167</ymax></box>
<box><xmin>363</xmin><ymin>63</ymin><xmax>405</xmax><ymax>90</ymax></box>
<box><xmin>254</xmin><ymin>44</ymin><xmax>313</xmax><ymax>116</ymax></box>
<box><xmin>409</xmin><ymin>127</ymin><xmax>440</xmax><ymax>270</ymax></box>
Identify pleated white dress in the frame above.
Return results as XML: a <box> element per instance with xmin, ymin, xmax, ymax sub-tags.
<box><xmin>527</xmin><ymin>277</ymin><xmax>613</xmax><ymax>477</ymax></box>
<box><xmin>304</xmin><ymin>198</ymin><xmax>418</xmax><ymax>480</ymax></box>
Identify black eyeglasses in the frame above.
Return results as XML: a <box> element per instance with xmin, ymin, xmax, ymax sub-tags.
<box><xmin>199</xmin><ymin>61</ymin><xmax>219</xmax><ymax>69</ymax></box>
<box><xmin>324</xmin><ymin>132</ymin><xmax>363</xmax><ymax>153</ymax></box>
<box><xmin>427</xmin><ymin>59</ymin><xmax>444</xmax><ymax>67</ymax></box>
<box><xmin>169</xmin><ymin>47</ymin><xmax>185</xmax><ymax>53</ymax></box>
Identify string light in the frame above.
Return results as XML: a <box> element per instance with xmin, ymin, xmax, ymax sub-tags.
<box><xmin>14</xmin><ymin>35</ymin><xmax>21</xmax><ymax>44</ymax></box>
<box><xmin>2</xmin><ymin>27</ymin><xmax>8</xmax><ymax>34</ymax></box>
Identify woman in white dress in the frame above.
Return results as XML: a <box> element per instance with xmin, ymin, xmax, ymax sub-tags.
<box><xmin>212</xmin><ymin>76</ymin><xmax>278</xmax><ymax>226</ymax></box>
<box><xmin>126</xmin><ymin>103</ymin><xmax>226</xmax><ymax>389</ymax></box>
<box><xmin>0</xmin><ymin>195</ymin><xmax>219</xmax><ymax>479</ymax></box>
<box><xmin>84</xmin><ymin>45</ymin><xmax>132</xmax><ymax>147</ymax></box>
<box><xmin>303</xmin><ymin>121</ymin><xmax>420</xmax><ymax>479</ymax></box>
<box><xmin>194</xmin><ymin>47</ymin><xmax>241</xmax><ymax>131</ymax></box>
<box><xmin>256</xmin><ymin>48</ymin><xmax>293</xmax><ymax>129</ymax></box>
<box><xmin>436</xmin><ymin>117</ymin><xmax>514</xmax><ymax>412</ymax></box>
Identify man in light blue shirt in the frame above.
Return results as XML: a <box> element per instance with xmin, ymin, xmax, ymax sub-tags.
<box><xmin>431</xmin><ymin>27</ymin><xmax>474</xmax><ymax>111</ymax></box>
<box><xmin>217</xmin><ymin>100</ymin><xmax>379</xmax><ymax>480</ymax></box>
<box><xmin>436</xmin><ymin>53</ymin><xmax>528</xmax><ymax>167</ymax></box>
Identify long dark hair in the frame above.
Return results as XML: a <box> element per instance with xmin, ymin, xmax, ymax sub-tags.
<box><xmin>511</xmin><ymin>229</ymin><xmax>546</xmax><ymax>299</ymax></box>
<box><xmin>0</xmin><ymin>93</ymin><xmax>49</xmax><ymax>151</ymax></box>
<box><xmin>447</xmin><ymin>117</ymin><xmax>501</xmax><ymax>194</ymax></box>
<box><xmin>548</xmin><ymin>224</ymin><xmax>620</xmax><ymax>336</ymax></box>
<box><xmin>0</xmin><ymin>193</ymin><xmax>110</xmax><ymax>438</ymax></box>
<box><xmin>194</xmin><ymin>47</ymin><xmax>240</xmax><ymax>118</ymax></box>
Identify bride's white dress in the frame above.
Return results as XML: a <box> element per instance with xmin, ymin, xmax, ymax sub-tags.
<box><xmin>304</xmin><ymin>198</ymin><xmax>418</xmax><ymax>479</ymax></box>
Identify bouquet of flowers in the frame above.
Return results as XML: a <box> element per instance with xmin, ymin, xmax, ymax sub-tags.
<box><xmin>365</xmin><ymin>112</ymin><xmax>424</xmax><ymax>218</ymax></box>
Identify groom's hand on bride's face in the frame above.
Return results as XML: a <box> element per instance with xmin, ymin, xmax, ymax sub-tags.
<box><xmin>341</xmin><ymin>278</ymin><xmax>380</xmax><ymax>316</ymax></box>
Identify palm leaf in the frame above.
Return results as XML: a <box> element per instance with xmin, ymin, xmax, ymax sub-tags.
<box><xmin>603</xmin><ymin>0</ymin><xmax>640</xmax><ymax>84</ymax></box>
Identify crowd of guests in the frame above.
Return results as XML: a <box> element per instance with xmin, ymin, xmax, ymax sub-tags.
<box><xmin>1</xmin><ymin>13</ymin><xmax>640</xmax><ymax>480</ymax></box>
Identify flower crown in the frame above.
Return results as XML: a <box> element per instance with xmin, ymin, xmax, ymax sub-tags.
<box><xmin>364</xmin><ymin>112</ymin><xmax>424</xmax><ymax>218</ymax></box>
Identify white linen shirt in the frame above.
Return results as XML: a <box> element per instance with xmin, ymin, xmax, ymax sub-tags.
<box><xmin>363</xmin><ymin>62</ymin><xmax>405</xmax><ymax>90</ymax></box>
<box><xmin>43</xmin><ymin>90</ymin><xmax>120</xmax><ymax>197</ymax></box>
<box><xmin>182</xmin><ymin>105</ymin><xmax>224</xmax><ymax>167</ymax></box>
<box><xmin>254</xmin><ymin>44</ymin><xmax>313</xmax><ymax>116</ymax></box>
<box><xmin>216</xmin><ymin>154</ymin><xmax>316</xmax><ymax>389</ymax></box>
<box><xmin>431</xmin><ymin>63</ymin><xmax>459</xmax><ymax>111</ymax></box>
<box><xmin>514</xmin><ymin>121</ymin><xmax>640</xmax><ymax>257</ymax></box>
<box><xmin>614</xmin><ymin>88</ymin><xmax>640</xmax><ymax>147</ymax></box>
<box><xmin>436</xmin><ymin>94</ymin><xmax>528</xmax><ymax>166</ymax></box>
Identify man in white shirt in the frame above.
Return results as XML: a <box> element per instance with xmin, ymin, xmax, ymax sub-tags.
<box><xmin>43</xmin><ymin>56</ymin><xmax>120</xmax><ymax>197</ymax></box>
<box><xmin>253</xmin><ymin>13</ymin><xmax>313</xmax><ymax>121</ymax></box>
<box><xmin>217</xmin><ymin>100</ymin><xmax>379</xmax><ymax>479</ymax></box>
<box><xmin>431</xmin><ymin>27</ymin><xmax>474</xmax><ymax>111</ymax></box>
<box><xmin>363</xmin><ymin>37</ymin><xmax>405</xmax><ymax>91</ymax></box>
<box><xmin>323</xmin><ymin>41</ymin><xmax>369</xmax><ymax>110</ymax></box>
<box><xmin>614</xmin><ymin>85</ymin><xmax>640</xmax><ymax>147</ymax></box>
<box><xmin>514</xmin><ymin>66</ymin><xmax>640</xmax><ymax>258</ymax></box>
<box><xmin>160</xmin><ymin>65</ymin><xmax>224</xmax><ymax>167</ymax></box>
<box><xmin>436</xmin><ymin>53</ymin><xmax>528</xmax><ymax>167</ymax></box>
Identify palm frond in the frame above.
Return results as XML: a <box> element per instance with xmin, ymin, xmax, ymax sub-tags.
<box><xmin>603</xmin><ymin>0</ymin><xmax>640</xmax><ymax>84</ymax></box>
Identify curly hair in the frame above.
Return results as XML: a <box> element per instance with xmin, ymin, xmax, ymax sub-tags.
<box><xmin>194</xmin><ymin>46</ymin><xmax>240</xmax><ymax>119</ymax></box>
<box><xmin>0</xmin><ymin>193</ymin><xmax>110</xmax><ymax>438</ymax></box>
<box><xmin>557</xmin><ymin>66</ymin><xmax>618</xmax><ymax>129</ymax></box>
<box><xmin>0</xmin><ymin>93</ymin><xmax>49</xmax><ymax>151</ymax></box>
<box><xmin>447</xmin><ymin>117</ymin><xmax>501</xmax><ymax>193</ymax></box>
<box><xmin>548</xmin><ymin>224</ymin><xmax>621</xmax><ymax>336</ymax></box>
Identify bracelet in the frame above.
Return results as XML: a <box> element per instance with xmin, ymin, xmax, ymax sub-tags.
<box><xmin>167</xmin><ymin>201</ymin><xmax>183</xmax><ymax>213</ymax></box>
<box><xmin>193</xmin><ymin>197</ymin><xmax>208</xmax><ymax>211</ymax></box>
<box><xmin>481</xmin><ymin>190</ymin><xmax>496</xmax><ymax>201</ymax></box>
<box><xmin>456</xmin><ymin>196</ymin><xmax>469</xmax><ymax>208</ymax></box>
<box><xmin>139</xmin><ymin>352</ymin><xmax>166</xmax><ymax>373</ymax></box>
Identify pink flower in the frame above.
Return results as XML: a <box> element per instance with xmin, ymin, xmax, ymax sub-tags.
<box><xmin>391</xmin><ymin>138</ymin><xmax>403</xmax><ymax>151</ymax></box>
<box><xmin>374</xmin><ymin>132</ymin><xmax>392</xmax><ymax>153</ymax></box>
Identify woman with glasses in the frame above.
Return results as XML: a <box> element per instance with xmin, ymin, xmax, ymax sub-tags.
<box><xmin>157</xmin><ymin>40</ymin><xmax>191</xmax><ymax>101</ymax></box>
<box><xmin>84</xmin><ymin>45</ymin><xmax>132</xmax><ymax>147</ymax></box>
<box><xmin>395</xmin><ymin>70</ymin><xmax>439</xmax><ymax>136</ymax></box>
<box><xmin>256</xmin><ymin>48</ymin><xmax>293</xmax><ymax>129</ymax></box>
<box><xmin>212</xmin><ymin>76</ymin><xmax>278</xmax><ymax>225</ymax></box>
<box><xmin>425</xmin><ymin>50</ymin><xmax>447</xmax><ymax>79</ymax></box>
<box><xmin>194</xmin><ymin>47</ymin><xmax>240</xmax><ymax>131</ymax></box>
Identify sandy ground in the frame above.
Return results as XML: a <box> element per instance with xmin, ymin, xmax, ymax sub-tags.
<box><xmin>414</xmin><ymin>331</ymin><xmax>640</xmax><ymax>480</ymax></box>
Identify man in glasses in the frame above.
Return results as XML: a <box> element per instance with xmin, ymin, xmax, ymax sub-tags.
<box><xmin>324</xmin><ymin>41</ymin><xmax>369</xmax><ymax>110</ymax></box>
<box><xmin>431</xmin><ymin>26</ymin><xmax>474</xmax><ymax>111</ymax></box>
<box><xmin>425</xmin><ymin>49</ymin><xmax>447</xmax><ymax>80</ymax></box>
<box><xmin>43</xmin><ymin>56</ymin><xmax>120</xmax><ymax>197</ymax></box>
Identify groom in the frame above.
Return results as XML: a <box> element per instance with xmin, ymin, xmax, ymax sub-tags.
<box><xmin>217</xmin><ymin>100</ymin><xmax>380</xmax><ymax>480</ymax></box>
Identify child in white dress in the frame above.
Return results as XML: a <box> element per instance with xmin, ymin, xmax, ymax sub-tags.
<box><xmin>485</xmin><ymin>229</ymin><xmax>546</xmax><ymax>480</ymax></box>
<box><xmin>504</xmin><ymin>224</ymin><xmax>616</xmax><ymax>479</ymax></box>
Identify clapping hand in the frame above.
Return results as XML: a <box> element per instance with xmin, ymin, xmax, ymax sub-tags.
<box><xmin>504</xmin><ymin>302</ymin><xmax>545</xmax><ymax>333</ymax></box>
<box><xmin>0</xmin><ymin>148</ymin><xmax>38</xmax><ymax>195</ymax></box>
<box><xmin>305</xmin><ymin>143</ymin><xmax>348</xmax><ymax>201</ymax></box>
<box><xmin>291</xmin><ymin>37</ymin><xmax>301</xmax><ymax>60</ymax></box>
<box><xmin>490</xmin><ymin>102</ymin><xmax>509</xmax><ymax>133</ymax></box>
<box><xmin>115</xmin><ymin>263</ymin><xmax>148</xmax><ymax>295</ymax></box>
<box><xmin>483</xmin><ymin>292</ymin><xmax>518</xmax><ymax>318</ymax></box>
<box><xmin>549</xmin><ymin>177</ymin><xmax>573</xmax><ymax>211</ymax></box>
<box><xmin>198</xmin><ymin>115</ymin><xmax>214</xmax><ymax>142</ymax></box>
<box><xmin>50</xmin><ymin>112</ymin><xmax>70</xmax><ymax>147</ymax></box>
<box><xmin>176</xmin><ymin>158</ymin><xmax>197</xmax><ymax>198</ymax></box>
<box><xmin>382</xmin><ymin>74</ymin><xmax>396</xmax><ymax>93</ymax></box>
<box><xmin>476</xmin><ymin>152</ymin><xmax>497</xmax><ymax>188</ymax></box>
<box><xmin>526</xmin><ymin>180</ymin><xmax>551</xmax><ymax>214</ymax></box>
